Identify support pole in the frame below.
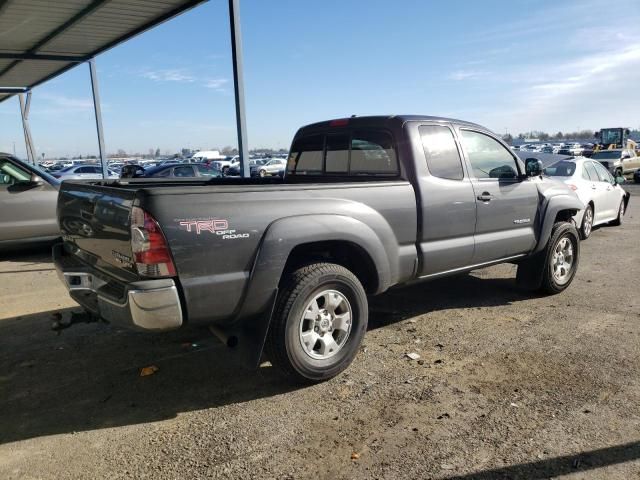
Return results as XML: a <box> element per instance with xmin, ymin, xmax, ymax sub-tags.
<box><xmin>88</xmin><ymin>58</ymin><xmax>108</xmax><ymax>179</ymax></box>
<box><xmin>228</xmin><ymin>0</ymin><xmax>250</xmax><ymax>177</ymax></box>
<box><xmin>18</xmin><ymin>91</ymin><xmax>36</xmax><ymax>164</ymax></box>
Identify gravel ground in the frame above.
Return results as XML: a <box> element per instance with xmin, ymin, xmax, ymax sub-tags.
<box><xmin>1</xmin><ymin>185</ymin><xmax>639</xmax><ymax>480</ymax></box>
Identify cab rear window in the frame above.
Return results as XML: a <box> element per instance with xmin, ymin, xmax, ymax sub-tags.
<box><xmin>288</xmin><ymin>130</ymin><xmax>398</xmax><ymax>176</ymax></box>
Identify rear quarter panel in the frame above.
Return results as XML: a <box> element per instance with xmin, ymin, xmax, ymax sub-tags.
<box><xmin>141</xmin><ymin>182</ymin><xmax>417</xmax><ymax>325</ymax></box>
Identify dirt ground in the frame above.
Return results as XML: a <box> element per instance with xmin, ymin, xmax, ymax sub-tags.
<box><xmin>1</xmin><ymin>186</ymin><xmax>639</xmax><ymax>480</ymax></box>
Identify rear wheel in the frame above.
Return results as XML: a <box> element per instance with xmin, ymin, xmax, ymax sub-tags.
<box><xmin>259</xmin><ymin>169</ymin><xmax>267</xmax><ymax>177</ymax></box>
<box><xmin>610</xmin><ymin>199</ymin><xmax>625</xmax><ymax>226</ymax></box>
<box><xmin>265</xmin><ymin>263</ymin><xmax>368</xmax><ymax>383</ymax></box>
<box><xmin>222</xmin><ymin>166</ymin><xmax>229</xmax><ymax>176</ymax></box>
<box><xmin>580</xmin><ymin>204</ymin><xmax>593</xmax><ymax>240</ymax></box>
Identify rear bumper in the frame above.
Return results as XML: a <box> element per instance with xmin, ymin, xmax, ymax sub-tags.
<box><xmin>53</xmin><ymin>243</ymin><xmax>183</xmax><ymax>331</ymax></box>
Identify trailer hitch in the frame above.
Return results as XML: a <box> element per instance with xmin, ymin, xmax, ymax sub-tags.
<box><xmin>51</xmin><ymin>310</ymin><xmax>103</xmax><ymax>333</ymax></box>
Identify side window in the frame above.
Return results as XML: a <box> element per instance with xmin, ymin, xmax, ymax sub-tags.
<box><xmin>593</xmin><ymin>162</ymin><xmax>613</xmax><ymax>183</ymax></box>
<box><xmin>419</xmin><ymin>125</ymin><xmax>464</xmax><ymax>180</ymax></box>
<box><xmin>154</xmin><ymin>168</ymin><xmax>171</xmax><ymax>177</ymax></box>
<box><xmin>287</xmin><ymin>135</ymin><xmax>324</xmax><ymax>175</ymax></box>
<box><xmin>350</xmin><ymin>130</ymin><xmax>398</xmax><ymax>174</ymax></box>
<box><xmin>584</xmin><ymin>162</ymin><xmax>599</xmax><ymax>181</ymax></box>
<box><xmin>460</xmin><ymin>130</ymin><xmax>519</xmax><ymax>179</ymax></box>
<box><xmin>325</xmin><ymin>134</ymin><xmax>349</xmax><ymax>174</ymax></box>
<box><xmin>581</xmin><ymin>164</ymin><xmax>594</xmax><ymax>181</ymax></box>
<box><xmin>76</xmin><ymin>166</ymin><xmax>90</xmax><ymax>173</ymax></box>
<box><xmin>174</xmin><ymin>166</ymin><xmax>195</xmax><ymax>177</ymax></box>
<box><xmin>0</xmin><ymin>159</ymin><xmax>31</xmax><ymax>185</ymax></box>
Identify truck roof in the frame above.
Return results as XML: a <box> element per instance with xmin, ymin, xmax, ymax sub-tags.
<box><xmin>298</xmin><ymin>115</ymin><xmax>487</xmax><ymax>134</ymax></box>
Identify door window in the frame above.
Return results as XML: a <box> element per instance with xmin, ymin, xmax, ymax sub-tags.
<box><xmin>0</xmin><ymin>159</ymin><xmax>31</xmax><ymax>184</ymax></box>
<box><xmin>584</xmin><ymin>162</ymin><xmax>599</xmax><ymax>181</ymax></box>
<box><xmin>173</xmin><ymin>166</ymin><xmax>195</xmax><ymax>177</ymax></box>
<box><xmin>593</xmin><ymin>162</ymin><xmax>614</xmax><ymax>183</ymax></box>
<box><xmin>581</xmin><ymin>164</ymin><xmax>595</xmax><ymax>181</ymax></box>
<box><xmin>419</xmin><ymin>125</ymin><xmax>464</xmax><ymax>180</ymax></box>
<box><xmin>460</xmin><ymin>130</ymin><xmax>519</xmax><ymax>179</ymax></box>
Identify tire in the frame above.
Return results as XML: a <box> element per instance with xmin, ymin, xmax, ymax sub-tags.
<box><xmin>265</xmin><ymin>263</ymin><xmax>368</xmax><ymax>383</ymax></box>
<box><xmin>222</xmin><ymin>166</ymin><xmax>229</xmax><ymax>176</ymax></box>
<box><xmin>610</xmin><ymin>199</ymin><xmax>625</xmax><ymax>226</ymax></box>
<box><xmin>540</xmin><ymin>222</ymin><xmax>580</xmax><ymax>294</ymax></box>
<box><xmin>579</xmin><ymin>204</ymin><xmax>593</xmax><ymax>240</ymax></box>
<box><xmin>259</xmin><ymin>169</ymin><xmax>266</xmax><ymax>177</ymax></box>
<box><xmin>634</xmin><ymin>174</ymin><xmax>640</xmax><ymax>184</ymax></box>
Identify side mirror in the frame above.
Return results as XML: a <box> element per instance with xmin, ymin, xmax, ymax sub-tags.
<box><xmin>30</xmin><ymin>173</ymin><xmax>44</xmax><ymax>185</ymax></box>
<box><xmin>525</xmin><ymin>158</ymin><xmax>543</xmax><ymax>177</ymax></box>
<box><xmin>615</xmin><ymin>176</ymin><xmax>625</xmax><ymax>185</ymax></box>
<box><xmin>0</xmin><ymin>173</ymin><xmax>11</xmax><ymax>184</ymax></box>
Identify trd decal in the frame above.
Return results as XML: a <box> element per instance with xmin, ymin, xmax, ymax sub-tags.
<box><xmin>176</xmin><ymin>218</ymin><xmax>249</xmax><ymax>240</ymax></box>
<box><xmin>179</xmin><ymin>219</ymin><xmax>229</xmax><ymax>234</ymax></box>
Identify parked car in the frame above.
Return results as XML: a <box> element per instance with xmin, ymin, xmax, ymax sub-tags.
<box><xmin>138</xmin><ymin>163</ymin><xmax>222</xmax><ymax>178</ymax></box>
<box><xmin>54</xmin><ymin>115</ymin><xmax>584</xmax><ymax>383</ymax></box>
<box><xmin>52</xmin><ymin>165</ymin><xmax>119</xmax><ymax>180</ymax></box>
<box><xmin>544</xmin><ymin>158</ymin><xmax>629</xmax><ymax>239</ymax></box>
<box><xmin>212</xmin><ymin>156</ymin><xmax>240</xmax><ymax>175</ymax></box>
<box><xmin>0</xmin><ymin>153</ymin><xmax>60</xmax><ymax>247</ymax></box>
<box><xmin>591</xmin><ymin>149</ymin><xmax>640</xmax><ymax>178</ymax></box>
<box><xmin>253</xmin><ymin>158</ymin><xmax>286</xmax><ymax>177</ymax></box>
<box><xmin>227</xmin><ymin>158</ymin><xmax>268</xmax><ymax>176</ymax></box>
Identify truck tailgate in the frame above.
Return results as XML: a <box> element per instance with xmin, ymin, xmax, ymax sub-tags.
<box><xmin>57</xmin><ymin>181</ymin><xmax>138</xmax><ymax>280</ymax></box>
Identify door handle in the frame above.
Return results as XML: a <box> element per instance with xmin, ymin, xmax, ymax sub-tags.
<box><xmin>477</xmin><ymin>192</ymin><xmax>493</xmax><ymax>202</ymax></box>
<box><xmin>591</xmin><ymin>185</ymin><xmax>597</xmax><ymax>190</ymax></box>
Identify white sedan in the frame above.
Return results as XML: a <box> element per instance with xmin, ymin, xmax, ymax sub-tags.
<box><xmin>53</xmin><ymin>164</ymin><xmax>118</xmax><ymax>180</ymax></box>
<box><xmin>545</xmin><ymin>158</ymin><xmax>629</xmax><ymax>239</ymax></box>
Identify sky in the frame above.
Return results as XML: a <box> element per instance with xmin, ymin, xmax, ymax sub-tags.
<box><xmin>1</xmin><ymin>0</ymin><xmax>640</xmax><ymax>158</ymax></box>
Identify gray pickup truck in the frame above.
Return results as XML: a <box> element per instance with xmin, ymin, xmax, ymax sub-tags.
<box><xmin>54</xmin><ymin>115</ymin><xmax>583</xmax><ymax>382</ymax></box>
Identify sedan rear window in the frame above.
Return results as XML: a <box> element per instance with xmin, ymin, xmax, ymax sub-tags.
<box><xmin>545</xmin><ymin>161</ymin><xmax>577</xmax><ymax>177</ymax></box>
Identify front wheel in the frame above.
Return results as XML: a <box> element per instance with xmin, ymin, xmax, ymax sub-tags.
<box><xmin>541</xmin><ymin>222</ymin><xmax>580</xmax><ymax>294</ymax></box>
<box><xmin>259</xmin><ymin>169</ymin><xmax>267</xmax><ymax>177</ymax></box>
<box><xmin>265</xmin><ymin>263</ymin><xmax>368</xmax><ymax>383</ymax></box>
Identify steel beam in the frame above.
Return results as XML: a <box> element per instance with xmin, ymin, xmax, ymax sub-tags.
<box><xmin>18</xmin><ymin>91</ymin><xmax>36</xmax><ymax>164</ymax></box>
<box><xmin>0</xmin><ymin>53</ymin><xmax>86</xmax><ymax>62</ymax></box>
<box><xmin>89</xmin><ymin>58</ymin><xmax>108</xmax><ymax>179</ymax></box>
<box><xmin>228</xmin><ymin>0</ymin><xmax>250</xmax><ymax>177</ymax></box>
<box><xmin>0</xmin><ymin>0</ymin><xmax>111</xmax><ymax>79</ymax></box>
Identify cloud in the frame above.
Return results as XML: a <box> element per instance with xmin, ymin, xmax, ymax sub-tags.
<box><xmin>39</xmin><ymin>93</ymin><xmax>93</xmax><ymax>110</ymax></box>
<box><xmin>448</xmin><ymin>69</ymin><xmax>488</xmax><ymax>81</ymax></box>
<box><xmin>203</xmin><ymin>78</ymin><xmax>229</xmax><ymax>90</ymax></box>
<box><xmin>141</xmin><ymin>69</ymin><xmax>195</xmax><ymax>83</ymax></box>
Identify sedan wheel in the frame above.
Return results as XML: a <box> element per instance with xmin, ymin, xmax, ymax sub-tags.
<box><xmin>259</xmin><ymin>169</ymin><xmax>266</xmax><ymax>177</ymax></box>
<box><xmin>580</xmin><ymin>205</ymin><xmax>593</xmax><ymax>239</ymax></box>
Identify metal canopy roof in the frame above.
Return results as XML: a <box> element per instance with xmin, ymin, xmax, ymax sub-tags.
<box><xmin>0</xmin><ymin>0</ymin><xmax>207</xmax><ymax>103</ymax></box>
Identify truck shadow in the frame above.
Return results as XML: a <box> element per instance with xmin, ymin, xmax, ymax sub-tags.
<box><xmin>0</xmin><ymin>271</ymin><xmax>529</xmax><ymax>445</ymax></box>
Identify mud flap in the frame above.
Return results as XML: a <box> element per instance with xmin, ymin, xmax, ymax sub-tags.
<box><xmin>515</xmin><ymin>251</ymin><xmax>546</xmax><ymax>291</ymax></box>
<box><xmin>210</xmin><ymin>289</ymin><xmax>278</xmax><ymax>369</ymax></box>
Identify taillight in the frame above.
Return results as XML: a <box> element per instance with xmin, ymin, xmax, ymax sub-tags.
<box><xmin>566</xmin><ymin>184</ymin><xmax>578</xmax><ymax>191</ymax></box>
<box><xmin>130</xmin><ymin>206</ymin><xmax>176</xmax><ymax>277</ymax></box>
<box><xmin>329</xmin><ymin>118</ymin><xmax>349</xmax><ymax>127</ymax></box>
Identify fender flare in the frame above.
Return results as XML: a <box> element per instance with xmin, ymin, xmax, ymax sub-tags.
<box><xmin>223</xmin><ymin>214</ymin><xmax>395</xmax><ymax>369</ymax></box>
<box><xmin>239</xmin><ymin>214</ymin><xmax>394</xmax><ymax>320</ymax></box>
<box><xmin>534</xmin><ymin>194</ymin><xmax>583</xmax><ymax>253</ymax></box>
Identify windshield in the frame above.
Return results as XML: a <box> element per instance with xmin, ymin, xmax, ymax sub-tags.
<box><xmin>592</xmin><ymin>151</ymin><xmax>620</xmax><ymax>160</ymax></box>
<box><xmin>545</xmin><ymin>160</ymin><xmax>577</xmax><ymax>177</ymax></box>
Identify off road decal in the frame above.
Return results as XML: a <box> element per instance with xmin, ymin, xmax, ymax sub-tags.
<box><xmin>176</xmin><ymin>218</ymin><xmax>250</xmax><ymax>240</ymax></box>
